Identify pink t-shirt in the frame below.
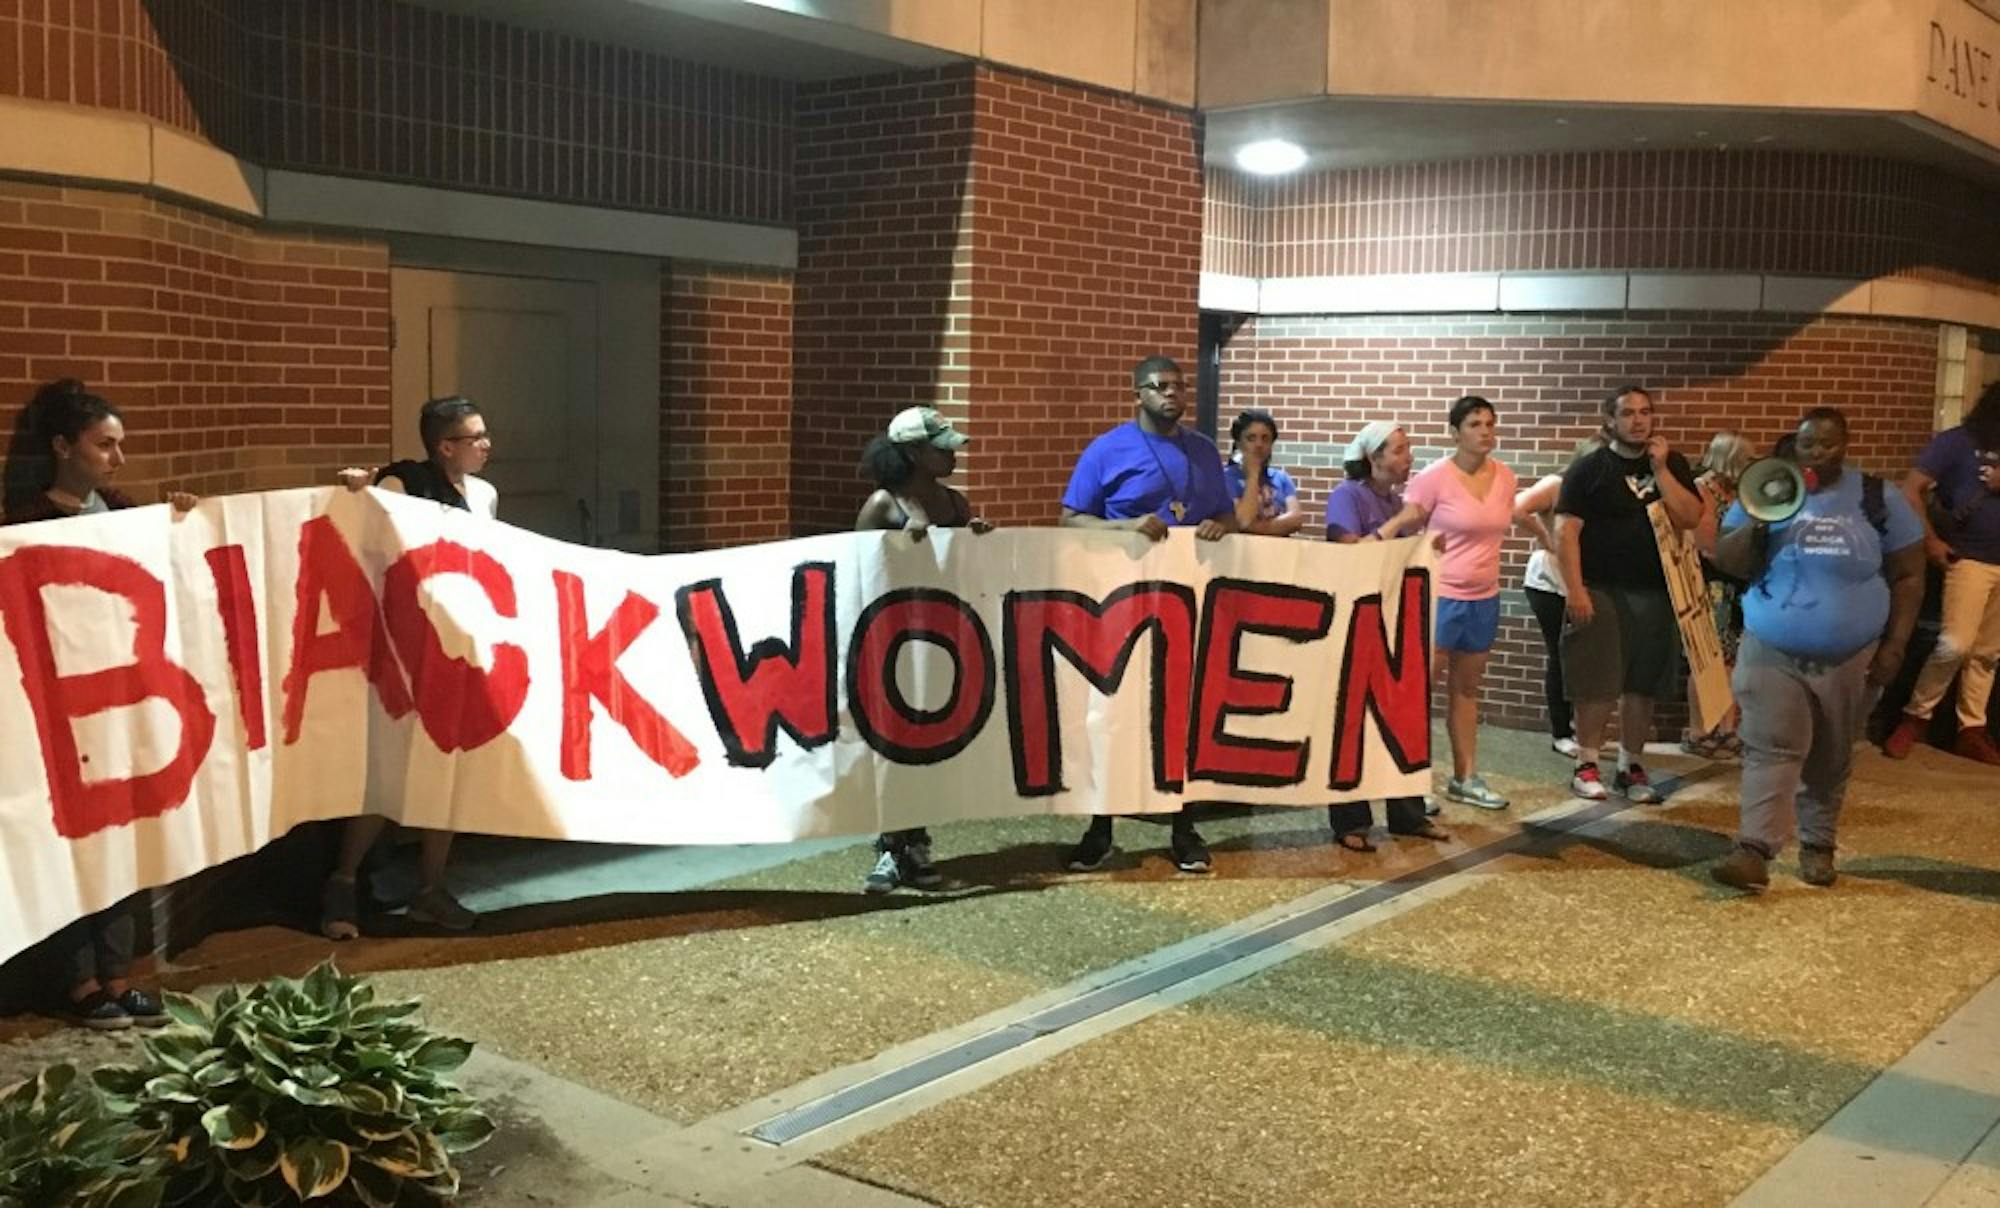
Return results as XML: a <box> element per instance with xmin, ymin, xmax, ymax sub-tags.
<box><xmin>1404</xmin><ymin>456</ymin><xmax>1517</xmax><ymax>600</ymax></box>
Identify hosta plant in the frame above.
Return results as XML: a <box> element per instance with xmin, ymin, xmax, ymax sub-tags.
<box><xmin>0</xmin><ymin>1062</ymin><xmax>164</xmax><ymax>1208</ymax></box>
<box><xmin>94</xmin><ymin>961</ymin><xmax>494</xmax><ymax>1207</ymax></box>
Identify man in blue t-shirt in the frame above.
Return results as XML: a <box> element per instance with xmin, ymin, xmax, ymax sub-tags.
<box><xmin>1710</xmin><ymin>408</ymin><xmax>1925</xmax><ymax>892</ymax></box>
<box><xmin>1884</xmin><ymin>381</ymin><xmax>2000</xmax><ymax>766</ymax></box>
<box><xmin>1058</xmin><ymin>355</ymin><xmax>1237</xmax><ymax>875</ymax></box>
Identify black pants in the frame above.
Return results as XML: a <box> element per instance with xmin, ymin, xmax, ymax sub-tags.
<box><xmin>1329</xmin><ymin>797</ymin><xmax>1428</xmax><ymax>836</ymax></box>
<box><xmin>1082</xmin><ymin>815</ymin><xmax>1195</xmax><ymax>835</ymax></box>
<box><xmin>52</xmin><ymin>902</ymin><xmax>137</xmax><ymax>988</ymax></box>
<box><xmin>1524</xmin><ymin>586</ymin><xmax>1573</xmax><ymax>741</ymax></box>
<box><xmin>876</xmin><ymin>828</ymin><xmax>932</xmax><ymax>853</ymax></box>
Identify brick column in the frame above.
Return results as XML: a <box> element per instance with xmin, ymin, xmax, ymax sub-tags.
<box><xmin>662</xmin><ymin>263</ymin><xmax>794</xmax><ymax>552</ymax></box>
<box><xmin>790</xmin><ymin>64</ymin><xmax>1203</xmax><ymax>535</ymax></box>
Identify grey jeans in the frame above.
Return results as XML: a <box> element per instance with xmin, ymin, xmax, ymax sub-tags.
<box><xmin>1732</xmin><ymin>632</ymin><xmax>1877</xmax><ymax>857</ymax></box>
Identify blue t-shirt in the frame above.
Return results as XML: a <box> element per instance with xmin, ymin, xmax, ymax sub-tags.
<box><xmin>1916</xmin><ymin>425</ymin><xmax>2000</xmax><ymax>564</ymax></box>
<box><xmin>1725</xmin><ymin>471</ymin><xmax>1922</xmax><ymax>659</ymax></box>
<box><xmin>1062</xmin><ymin>422</ymin><xmax>1232</xmax><ymax>525</ymax></box>
<box><xmin>1323</xmin><ymin>478</ymin><xmax>1402</xmax><ymax>540</ymax></box>
<box><xmin>1223</xmin><ymin>460</ymin><xmax>1299</xmax><ymax>521</ymax></box>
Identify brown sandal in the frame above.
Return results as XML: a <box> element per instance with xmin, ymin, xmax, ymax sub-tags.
<box><xmin>1335</xmin><ymin>831</ymin><xmax>1377</xmax><ymax>853</ymax></box>
<box><xmin>1394</xmin><ymin>823</ymin><xmax>1450</xmax><ymax>842</ymax></box>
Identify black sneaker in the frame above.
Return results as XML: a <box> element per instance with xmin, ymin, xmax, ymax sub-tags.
<box><xmin>1711</xmin><ymin>845</ymin><xmax>1770</xmax><ymax>893</ymax></box>
<box><xmin>115</xmin><ymin>988</ymin><xmax>170</xmax><ymax>1028</ymax></box>
<box><xmin>1066</xmin><ymin>818</ymin><xmax>1115</xmax><ymax>871</ymax></box>
<box><xmin>1799</xmin><ymin>844</ymin><xmax>1837</xmax><ymax>887</ymax></box>
<box><xmin>902</xmin><ymin>839</ymin><xmax>943</xmax><ymax>889</ymax></box>
<box><xmin>320</xmin><ymin>876</ymin><xmax>360</xmax><ymax>941</ymax></box>
<box><xmin>1170</xmin><ymin>826</ymin><xmax>1212</xmax><ymax>874</ymax></box>
<box><xmin>68</xmin><ymin>991</ymin><xmax>132</xmax><ymax>1032</ymax></box>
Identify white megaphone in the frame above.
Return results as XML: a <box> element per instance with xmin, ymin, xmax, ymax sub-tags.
<box><xmin>1738</xmin><ymin>457</ymin><xmax>1820</xmax><ymax>524</ymax></box>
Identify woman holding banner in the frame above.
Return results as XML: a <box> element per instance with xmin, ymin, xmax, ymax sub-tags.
<box><xmin>2</xmin><ymin>379</ymin><xmax>192</xmax><ymax>1029</ymax></box>
<box><xmin>322</xmin><ymin>396</ymin><xmax>495</xmax><ymax>939</ymax></box>
<box><xmin>1378</xmin><ymin>396</ymin><xmax>1528</xmax><ymax>812</ymax></box>
<box><xmin>1323</xmin><ymin>421</ymin><xmax>1448</xmax><ymax>849</ymax></box>
<box><xmin>855</xmin><ymin>406</ymin><xmax>992</xmax><ymax>894</ymax></box>
<box><xmin>1224</xmin><ymin>409</ymin><xmax>1306</xmax><ymax>537</ymax></box>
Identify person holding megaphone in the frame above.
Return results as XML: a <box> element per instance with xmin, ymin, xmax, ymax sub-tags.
<box><xmin>1708</xmin><ymin>408</ymin><xmax>1926</xmax><ymax>893</ymax></box>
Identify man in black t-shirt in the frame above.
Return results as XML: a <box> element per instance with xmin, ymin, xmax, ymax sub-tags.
<box><xmin>1554</xmin><ymin>385</ymin><xmax>1703</xmax><ymax>804</ymax></box>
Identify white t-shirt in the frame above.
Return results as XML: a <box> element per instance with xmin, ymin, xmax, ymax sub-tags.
<box><xmin>462</xmin><ymin>474</ymin><xmax>498</xmax><ymax>519</ymax></box>
<box><xmin>1523</xmin><ymin>547</ymin><xmax>1566</xmax><ymax>596</ymax></box>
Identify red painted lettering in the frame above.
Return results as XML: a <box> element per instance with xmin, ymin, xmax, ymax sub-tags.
<box><xmin>1329</xmin><ymin>570</ymin><xmax>1433</xmax><ymax>790</ymax></box>
<box><xmin>1003</xmin><ymin>583</ymin><xmax>1196</xmax><ymax>796</ymax></box>
<box><xmin>0</xmin><ymin>546</ymin><xmax>216</xmax><ymax>838</ymax></box>
<box><xmin>280</xmin><ymin>516</ymin><xmax>412</xmax><ymax>744</ymax></box>
<box><xmin>202</xmin><ymin>545</ymin><xmax>266</xmax><ymax>751</ymax></box>
<box><xmin>1189</xmin><ymin>580</ymin><xmax>1333</xmax><ymax>787</ymax></box>
<box><xmin>555</xmin><ymin>570</ymin><xmax>699</xmax><ymax>781</ymax></box>
<box><xmin>380</xmin><ymin>540</ymin><xmax>530</xmax><ymax>752</ymax></box>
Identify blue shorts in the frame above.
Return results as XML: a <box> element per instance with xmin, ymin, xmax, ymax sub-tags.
<box><xmin>1436</xmin><ymin>595</ymin><xmax>1500</xmax><ymax>654</ymax></box>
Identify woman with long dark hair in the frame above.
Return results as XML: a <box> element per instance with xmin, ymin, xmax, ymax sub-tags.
<box><xmin>1224</xmin><ymin>409</ymin><xmax>1306</xmax><ymax>537</ymax></box>
<box><xmin>2</xmin><ymin>379</ymin><xmax>191</xmax><ymax>1028</ymax></box>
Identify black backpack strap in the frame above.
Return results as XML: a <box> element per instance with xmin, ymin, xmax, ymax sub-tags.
<box><xmin>1861</xmin><ymin>473</ymin><xmax>1887</xmax><ymax>539</ymax></box>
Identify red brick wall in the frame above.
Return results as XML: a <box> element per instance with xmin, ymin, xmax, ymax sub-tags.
<box><xmin>790</xmin><ymin>65</ymin><xmax>977</xmax><ymax>535</ymax></box>
<box><xmin>0</xmin><ymin>179</ymin><xmax>390</xmax><ymax>507</ymax></box>
<box><xmin>966</xmin><ymin>67</ymin><xmax>1202</xmax><ymax>527</ymax></box>
<box><xmin>789</xmin><ymin>63</ymin><xmax>1201</xmax><ymax>535</ymax></box>
<box><xmin>662</xmin><ymin>262</ymin><xmax>793</xmax><ymax>552</ymax></box>
<box><xmin>1220</xmin><ymin>310</ymin><xmax>1940</xmax><ymax>733</ymax></box>
<box><xmin>1207</xmin><ymin>153</ymin><xmax>2000</xmax><ymax>288</ymax></box>
<box><xmin>1</xmin><ymin>0</ymin><xmax>792</xmax><ymax>225</ymax></box>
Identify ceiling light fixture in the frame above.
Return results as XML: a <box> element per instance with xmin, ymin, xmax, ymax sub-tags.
<box><xmin>1235</xmin><ymin>139</ymin><xmax>1307</xmax><ymax>176</ymax></box>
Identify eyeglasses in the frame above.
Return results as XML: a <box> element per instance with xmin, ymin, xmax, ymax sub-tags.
<box><xmin>1139</xmin><ymin>380</ymin><xmax>1185</xmax><ymax>394</ymax></box>
<box><xmin>442</xmin><ymin>432</ymin><xmax>492</xmax><ymax>446</ymax></box>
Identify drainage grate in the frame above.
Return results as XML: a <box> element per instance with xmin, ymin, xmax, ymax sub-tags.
<box><xmin>747</xmin><ymin>782</ymin><xmax>1691</xmax><ymax>1146</ymax></box>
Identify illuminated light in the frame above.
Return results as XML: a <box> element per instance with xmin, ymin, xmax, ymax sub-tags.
<box><xmin>1235</xmin><ymin>139</ymin><xmax>1307</xmax><ymax>176</ymax></box>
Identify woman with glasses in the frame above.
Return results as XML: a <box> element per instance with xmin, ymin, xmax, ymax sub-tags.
<box><xmin>323</xmin><ymin>396</ymin><xmax>495</xmax><ymax>940</ymax></box>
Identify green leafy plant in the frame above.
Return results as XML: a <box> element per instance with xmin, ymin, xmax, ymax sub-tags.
<box><xmin>1</xmin><ymin>1062</ymin><xmax>164</xmax><ymax>1208</ymax></box>
<box><xmin>95</xmin><ymin>962</ymin><xmax>494</xmax><ymax>1206</ymax></box>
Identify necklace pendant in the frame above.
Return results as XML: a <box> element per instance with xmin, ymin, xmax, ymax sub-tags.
<box><xmin>1170</xmin><ymin>501</ymin><xmax>1186</xmax><ymax>522</ymax></box>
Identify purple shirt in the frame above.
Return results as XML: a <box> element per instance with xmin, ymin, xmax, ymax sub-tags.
<box><xmin>1917</xmin><ymin>425</ymin><xmax>2000</xmax><ymax>564</ymax></box>
<box><xmin>1324</xmin><ymin>478</ymin><xmax>1402</xmax><ymax>540</ymax></box>
<box><xmin>1062</xmin><ymin>422</ymin><xmax>1232</xmax><ymax>525</ymax></box>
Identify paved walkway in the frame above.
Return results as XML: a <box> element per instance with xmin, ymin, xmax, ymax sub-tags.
<box><xmin>7</xmin><ymin>725</ymin><xmax>2000</xmax><ymax>1206</ymax></box>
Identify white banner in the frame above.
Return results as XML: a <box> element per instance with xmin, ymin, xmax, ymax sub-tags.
<box><xmin>0</xmin><ymin>489</ymin><xmax>1436</xmax><ymax>963</ymax></box>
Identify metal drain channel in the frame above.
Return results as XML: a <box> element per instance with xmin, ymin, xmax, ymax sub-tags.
<box><xmin>746</xmin><ymin>775</ymin><xmax>1710</xmax><ymax>1147</ymax></box>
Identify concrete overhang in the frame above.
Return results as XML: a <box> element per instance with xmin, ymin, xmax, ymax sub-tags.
<box><xmin>1200</xmin><ymin>0</ymin><xmax>2000</xmax><ymax>185</ymax></box>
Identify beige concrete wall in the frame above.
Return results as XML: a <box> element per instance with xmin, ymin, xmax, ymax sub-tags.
<box><xmin>775</xmin><ymin>0</ymin><xmax>1196</xmax><ymax>104</ymax></box>
<box><xmin>1198</xmin><ymin>0</ymin><xmax>1327</xmax><ymax>108</ymax></box>
<box><xmin>1319</xmin><ymin>0</ymin><xmax>1914</xmax><ymax>109</ymax></box>
<box><xmin>1918</xmin><ymin>0</ymin><xmax>2000</xmax><ymax>148</ymax></box>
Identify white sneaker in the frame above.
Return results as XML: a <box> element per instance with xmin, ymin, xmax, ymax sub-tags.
<box><xmin>862</xmin><ymin>850</ymin><xmax>901</xmax><ymax>895</ymax></box>
<box><xmin>1552</xmin><ymin>736</ymin><xmax>1581</xmax><ymax>759</ymax></box>
<box><xmin>1569</xmin><ymin>762</ymin><xmax>1610</xmax><ymax>801</ymax></box>
<box><xmin>1445</xmin><ymin>775</ymin><xmax>1509</xmax><ymax>810</ymax></box>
